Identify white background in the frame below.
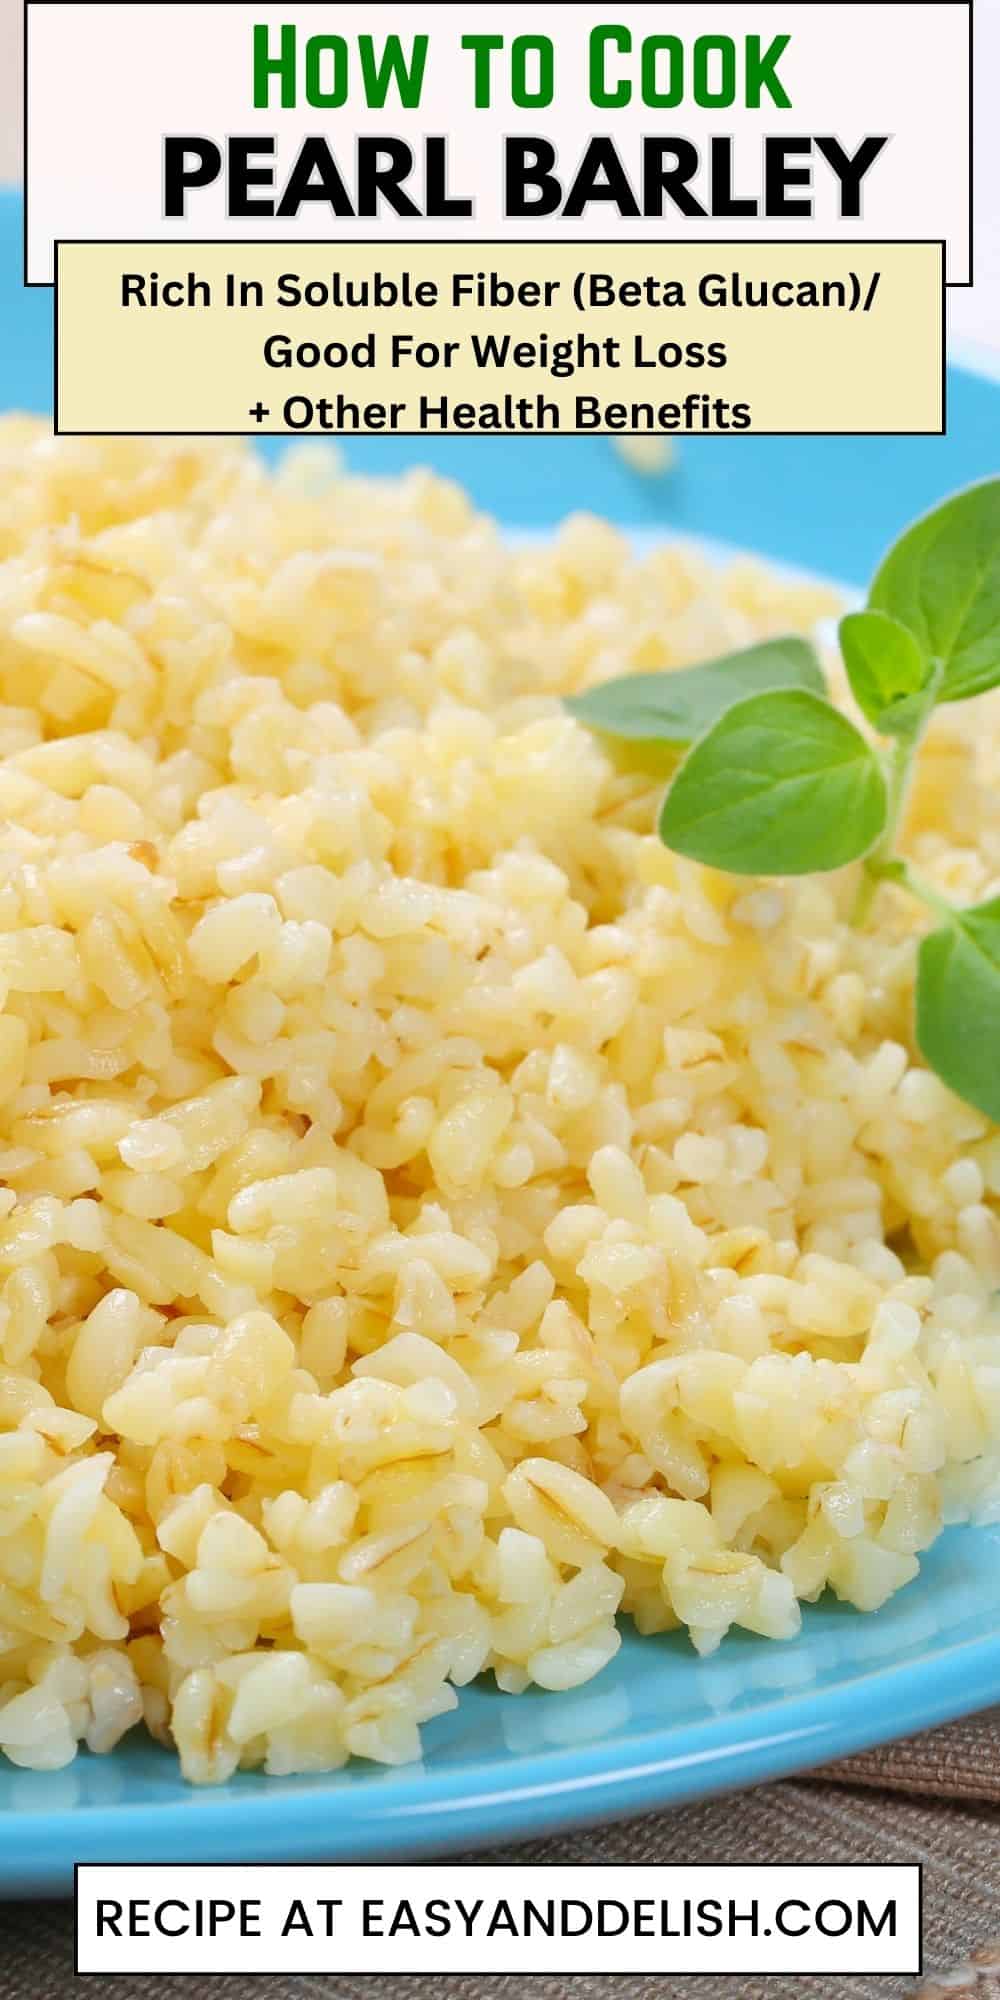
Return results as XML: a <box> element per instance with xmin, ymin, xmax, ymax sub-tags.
<box><xmin>2</xmin><ymin>0</ymin><xmax>997</xmax><ymax>357</ymax></box>
<box><xmin>76</xmin><ymin>1862</ymin><xmax>921</xmax><ymax>1976</ymax></box>
<box><xmin>22</xmin><ymin>3</ymin><xmax>971</xmax><ymax>282</ymax></box>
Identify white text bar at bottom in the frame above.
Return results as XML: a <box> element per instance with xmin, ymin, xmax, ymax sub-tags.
<box><xmin>76</xmin><ymin>1862</ymin><xmax>921</xmax><ymax>1977</ymax></box>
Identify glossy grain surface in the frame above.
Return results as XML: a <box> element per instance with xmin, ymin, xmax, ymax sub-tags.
<box><xmin>2</xmin><ymin>193</ymin><xmax>999</xmax><ymax>1887</ymax></box>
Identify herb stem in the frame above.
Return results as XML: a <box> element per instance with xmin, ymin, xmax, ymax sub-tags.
<box><xmin>871</xmin><ymin>857</ymin><xmax>956</xmax><ymax>923</ymax></box>
<box><xmin>851</xmin><ymin>729</ymin><xmax>921</xmax><ymax>925</ymax></box>
<box><xmin>849</xmin><ymin>662</ymin><xmax>948</xmax><ymax>929</ymax></box>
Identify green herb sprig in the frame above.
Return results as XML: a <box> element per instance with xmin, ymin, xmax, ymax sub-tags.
<box><xmin>565</xmin><ymin>479</ymin><xmax>1000</xmax><ymax>1123</ymax></box>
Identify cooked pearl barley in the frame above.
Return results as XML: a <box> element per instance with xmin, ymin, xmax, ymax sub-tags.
<box><xmin>0</xmin><ymin>426</ymin><xmax>996</xmax><ymax>1785</ymax></box>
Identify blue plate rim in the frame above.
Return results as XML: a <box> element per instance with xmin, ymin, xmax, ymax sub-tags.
<box><xmin>8</xmin><ymin>1601</ymin><xmax>1000</xmax><ymax>1884</ymax></box>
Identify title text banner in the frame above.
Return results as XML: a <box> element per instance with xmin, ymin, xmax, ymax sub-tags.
<box><xmin>26</xmin><ymin>3</ymin><xmax>972</xmax><ymax>284</ymax></box>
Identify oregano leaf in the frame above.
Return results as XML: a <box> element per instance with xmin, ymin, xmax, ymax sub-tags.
<box><xmin>565</xmin><ymin>637</ymin><xmax>827</xmax><ymax>749</ymax></box>
<box><xmin>659</xmin><ymin>687</ymin><xmax>887</xmax><ymax>875</ymax></box>
<box><xmin>916</xmin><ymin>897</ymin><xmax>1000</xmax><ymax>1121</ymax></box>
<box><xmin>839</xmin><ymin>608</ymin><xmax>931</xmax><ymax>735</ymax></box>
<box><xmin>869</xmin><ymin>478</ymin><xmax>1000</xmax><ymax>703</ymax></box>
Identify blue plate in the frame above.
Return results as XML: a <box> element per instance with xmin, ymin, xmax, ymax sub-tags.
<box><xmin>3</xmin><ymin>194</ymin><xmax>1000</xmax><ymax>1890</ymax></box>
<box><xmin>2</xmin><ymin>1522</ymin><xmax>1000</xmax><ymax>1894</ymax></box>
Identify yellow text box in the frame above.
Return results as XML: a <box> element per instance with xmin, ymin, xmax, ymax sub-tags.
<box><xmin>56</xmin><ymin>241</ymin><xmax>944</xmax><ymax>437</ymax></box>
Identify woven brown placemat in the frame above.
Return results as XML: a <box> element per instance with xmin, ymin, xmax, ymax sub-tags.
<box><xmin>914</xmin><ymin>1945</ymin><xmax>1000</xmax><ymax>1999</ymax></box>
<box><xmin>824</xmin><ymin>1710</ymin><xmax>1000</xmax><ymax>1807</ymax></box>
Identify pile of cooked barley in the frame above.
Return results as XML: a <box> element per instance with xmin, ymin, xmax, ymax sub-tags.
<box><xmin>0</xmin><ymin>423</ymin><xmax>997</xmax><ymax>1783</ymax></box>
